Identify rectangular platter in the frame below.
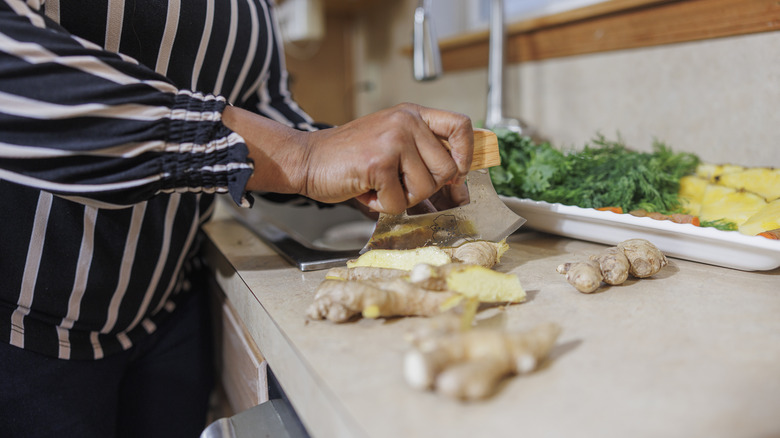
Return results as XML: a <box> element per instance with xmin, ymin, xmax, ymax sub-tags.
<box><xmin>501</xmin><ymin>196</ymin><xmax>780</xmax><ymax>271</ymax></box>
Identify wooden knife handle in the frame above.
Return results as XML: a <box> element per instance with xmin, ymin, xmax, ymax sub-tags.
<box><xmin>438</xmin><ymin>128</ymin><xmax>501</xmax><ymax>170</ymax></box>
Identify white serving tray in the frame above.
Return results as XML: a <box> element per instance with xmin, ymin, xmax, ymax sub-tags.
<box><xmin>501</xmin><ymin>196</ymin><xmax>780</xmax><ymax>271</ymax></box>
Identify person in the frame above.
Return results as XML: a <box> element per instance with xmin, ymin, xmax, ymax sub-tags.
<box><xmin>0</xmin><ymin>0</ymin><xmax>474</xmax><ymax>436</ymax></box>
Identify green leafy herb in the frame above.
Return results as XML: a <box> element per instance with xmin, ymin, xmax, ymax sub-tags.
<box><xmin>699</xmin><ymin>219</ymin><xmax>738</xmax><ymax>231</ymax></box>
<box><xmin>490</xmin><ymin>131</ymin><xmax>700</xmax><ymax>214</ymax></box>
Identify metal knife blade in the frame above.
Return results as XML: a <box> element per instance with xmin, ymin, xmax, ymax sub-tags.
<box><xmin>361</xmin><ymin>129</ymin><xmax>525</xmax><ymax>252</ymax></box>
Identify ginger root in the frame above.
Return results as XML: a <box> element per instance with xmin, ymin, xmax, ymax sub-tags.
<box><xmin>557</xmin><ymin>238</ymin><xmax>667</xmax><ymax>293</ymax></box>
<box><xmin>589</xmin><ymin>247</ymin><xmax>630</xmax><ymax>285</ymax></box>
<box><xmin>556</xmin><ymin>260</ymin><xmax>603</xmax><ymax>294</ymax></box>
<box><xmin>404</xmin><ymin>316</ymin><xmax>561</xmax><ymax>401</ymax></box>
<box><xmin>310</xmin><ymin>240</ymin><xmax>521</xmax><ymax>323</ymax></box>
<box><xmin>443</xmin><ymin>240</ymin><xmax>509</xmax><ymax>268</ymax></box>
<box><xmin>306</xmin><ymin>279</ymin><xmax>459</xmax><ymax>322</ymax></box>
<box><xmin>325</xmin><ymin>266</ymin><xmax>408</xmax><ymax>282</ymax></box>
<box><xmin>346</xmin><ymin>240</ymin><xmax>508</xmax><ymax>271</ymax></box>
<box><xmin>309</xmin><ymin>263</ymin><xmax>526</xmax><ymax>322</ymax></box>
<box><xmin>617</xmin><ymin>238</ymin><xmax>668</xmax><ymax>278</ymax></box>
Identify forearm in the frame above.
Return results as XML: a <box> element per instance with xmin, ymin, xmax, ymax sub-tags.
<box><xmin>0</xmin><ymin>5</ymin><xmax>254</xmax><ymax>207</ymax></box>
<box><xmin>223</xmin><ymin>103</ymin><xmax>474</xmax><ymax>214</ymax></box>
<box><xmin>221</xmin><ymin>105</ymin><xmax>308</xmax><ymax>196</ymax></box>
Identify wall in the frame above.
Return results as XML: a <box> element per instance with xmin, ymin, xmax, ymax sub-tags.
<box><xmin>352</xmin><ymin>0</ymin><xmax>780</xmax><ymax>168</ymax></box>
<box><xmin>285</xmin><ymin>12</ymin><xmax>355</xmax><ymax>126</ymax></box>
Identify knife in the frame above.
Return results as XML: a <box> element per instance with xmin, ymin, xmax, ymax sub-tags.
<box><xmin>361</xmin><ymin>128</ymin><xmax>526</xmax><ymax>252</ymax></box>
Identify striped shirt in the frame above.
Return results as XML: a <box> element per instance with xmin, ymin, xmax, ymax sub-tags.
<box><xmin>0</xmin><ymin>0</ymin><xmax>317</xmax><ymax>359</ymax></box>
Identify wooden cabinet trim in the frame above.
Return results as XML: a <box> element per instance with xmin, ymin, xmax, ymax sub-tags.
<box><xmin>415</xmin><ymin>0</ymin><xmax>780</xmax><ymax>72</ymax></box>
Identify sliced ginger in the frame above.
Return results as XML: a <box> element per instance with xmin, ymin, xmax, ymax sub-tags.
<box><xmin>404</xmin><ymin>315</ymin><xmax>561</xmax><ymax>401</ymax></box>
<box><xmin>346</xmin><ymin>240</ymin><xmax>509</xmax><ymax>271</ymax></box>
<box><xmin>347</xmin><ymin>246</ymin><xmax>452</xmax><ymax>271</ymax></box>
<box><xmin>309</xmin><ymin>262</ymin><xmax>525</xmax><ymax>322</ymax></box>
<box><xmin>309</xmin><ymin>240</ymin><xmax>522</xmax><ymax>323</ymax></box>
<box><xmin>557</xmin><ymin>238</ymin><xmax>667</xmax><ymax>293</ymax></box>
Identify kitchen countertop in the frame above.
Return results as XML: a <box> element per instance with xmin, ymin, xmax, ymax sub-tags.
<box><xmin>202</xmin><ymin>210</ymin><xmax>780</xmax><ymax>438</ymax></box>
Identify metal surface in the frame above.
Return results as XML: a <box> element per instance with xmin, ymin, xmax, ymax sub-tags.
<box><xmin>413</xmin><ymin>0</ymin><xmax>442</xmax><ymax>81</ymax></box>
<box><xmin>484</xmin><ymin>0</ymin><xmax>530</xmax><ymax>135</ymax></box>
<box><xmin>234</xmin><ymin>215</ymin><xmax>361</xmax><ymax>271</ymax></box>
<box><xmin>201</xmin><ymin>399</ymin><xmax>309</xmax><ymax>438</ymax></box>
<box><xmin>225</xmin><ymin>197</ymin><xmax>370</xmax><ymax>271</ymax></box>
<box><xmin>361</xmin><ymin>169</ymin><xmax>526</xmax><ymax>252</ymax></box>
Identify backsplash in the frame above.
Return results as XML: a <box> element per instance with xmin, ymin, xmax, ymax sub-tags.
<box><xmin>352</xmin><ymin>1</ymin><xmax>780</xmax><ymax>168</ymax></box>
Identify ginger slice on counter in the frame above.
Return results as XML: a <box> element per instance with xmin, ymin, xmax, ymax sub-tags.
<box><xmin>309</xmin><ymin>262</ymin><xmax>525</xmax><ymax>323</ymax></box>
<box><xmin>346</xmin><ymin>240</ymin><xmax>508</xmax><ymax>271</ymax></box>
<box><xmin>309</xmin><ymin>240</ymin><xmax>520</xmax><ymax>323</ymax></box>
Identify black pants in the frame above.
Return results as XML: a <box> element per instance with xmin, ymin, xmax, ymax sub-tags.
<box><xmin>0</xmin><ymin>290</ymin><xmax>214</xmax><ymax>438</ymax></box>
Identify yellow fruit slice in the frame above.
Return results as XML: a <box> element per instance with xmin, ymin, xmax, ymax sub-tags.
<box><xmin>695</xmin><ymin>163</ymin><xmax>745</xmax><ymax>182</ymax></box>
<box><xmin>739</xmin><ymin>199</ymin><xmax>780</xmax><ymax>236</ymax></box>
<box><xmin>717</xmin><ymin>168</ymin><xmax>780</xmax><ymax>202</ymax></box>
<box><xmin>678</xmin><ymin>175</ymin><xmax>709</xmax><ymax>215</ymax></box>
<box><xmin>699</xmin><ymin>185</ymin><xmax>767</xmax><ymax>225</ymax></box>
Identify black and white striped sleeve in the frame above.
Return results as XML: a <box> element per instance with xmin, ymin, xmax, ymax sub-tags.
<box><xmin>0</xmin><ymin>0</ymin><xmax>255</xmax><ymax>208</ymax></box>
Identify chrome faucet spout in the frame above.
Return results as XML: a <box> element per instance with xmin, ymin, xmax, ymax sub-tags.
<box><xmin>484</xmin><ymin>0</ymin><xmax>529</xmax><ymax>135</ymax></box>
<box><xmin>413</xmin><ymin>0</ymin><xmax>442</xmax><ymax>81</ymax></box>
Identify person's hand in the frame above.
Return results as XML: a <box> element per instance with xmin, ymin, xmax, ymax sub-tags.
<box><xmin>225</xmin><ymin>103</ymin><xmax>474</xmax><ymax>215</ymax></box>
<box><xmin>298</xmin><ymin>103</ymin><xmax>474</xmax><ymax>214</ymax></box>
<box><xmin>406</xmin><ymin>182</ymin><xmax>470</xmax><ymax>215</ymax></box>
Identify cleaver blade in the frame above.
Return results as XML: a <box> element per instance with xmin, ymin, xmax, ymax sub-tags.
<box><xmin>360</xmin><ymin>129</ymin><xmax>526</xmax><ymax>253</ymax></box>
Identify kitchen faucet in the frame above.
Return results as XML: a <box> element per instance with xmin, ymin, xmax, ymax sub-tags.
<box><xmin>413</xmin><ymin>0</ymin><xmax>442</xmax><ymax>81</ymax></box>
<box><xmin>484</xmin><ymin>0</ymin><xmax>529</xmax><ymax>135</ymax></box>
<box><xmin>413</xmin><ymin>0</ymin><xmax>530</xmax><ymax>135</ymax></box>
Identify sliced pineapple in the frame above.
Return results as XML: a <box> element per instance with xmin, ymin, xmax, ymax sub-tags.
<box><xmin>698</xmin><ymin>185</ymin><xmax>767</xmax><ymax>225</ymax></box>
<box><xmin>716</xmin><ymin>168</ymin><xmax>780</xmax><ymax>202</ymax></box>
<box><xmin>695</xmin><ymin>163</ymin><xmax>745</xmax><ymax>182</ymax></box>
<box><xmin>678</xmin><ymin>175</ymin><xmax>710</xmax><ymax>215</ymax></box>
<box><xmin>739</xmin><ymin>199</ymin><xmax>780</xmax><ymax>236</ymax></box>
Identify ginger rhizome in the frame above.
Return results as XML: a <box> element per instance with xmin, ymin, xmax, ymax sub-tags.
<box><xmin>306</xmin><ymin>279</ymin><xmax>461</xmax><ymax>322</ymax></box>
<box><xmin>308</xmin><ymin>263</ymin><xmax>525</xmax><ymax>322</ymax></box>
<box><xmin>403</xmin><ymin>315</ymin><xmax>561</xmax><ymax>401</ymax></box>
<box><xmin>557</xmin><ymin>238</ymin><xmax>667</xmax><ymax>293</ymax></box>
<box><xmin>346</xmin><ymin>240</ymin><xmax>509</xmax><ymax>270</ymax></box>
<box><xmin>307</xmin><ymin>241</ymin><xmax>523</xmax><ymax>323</ymax></box>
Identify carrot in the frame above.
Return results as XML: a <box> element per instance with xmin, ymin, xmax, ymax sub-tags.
<box><xmin>596</xmin><ymin>206</ymin><xmax>623</xmax><ymax>214</ymax></box>
<box><xmin>758</xmin><ymin>229</ymin><xmax>780</xmax><ymax>239</ymax></box>
<box><xmin>669</xmin><ymin>213</ymin><xmax>700</xmax><ymax>226</ymax></box>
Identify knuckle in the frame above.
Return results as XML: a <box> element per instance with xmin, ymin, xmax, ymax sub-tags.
<box><xmin>433</xmin><ymin>163</ymin><xmax>459</xmax><ymax>186</ymax></box>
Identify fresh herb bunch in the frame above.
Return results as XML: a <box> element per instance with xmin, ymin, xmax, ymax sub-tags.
<box><xmin>490</xmin><ymin>130</ymin><xmax>700</xmax><ymax>214</ymax></box>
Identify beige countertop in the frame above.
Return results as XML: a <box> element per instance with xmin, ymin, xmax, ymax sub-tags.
<box><xmin>202</xmin><ymin>213</ymin><xmax>780</xmax><ymax>438</ymax></box>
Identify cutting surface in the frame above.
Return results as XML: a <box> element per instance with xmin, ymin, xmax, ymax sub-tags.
<box><xmin>203</xmin><ymin>212</ymin><xmax>780</xmax><ymax>438</ymax></box>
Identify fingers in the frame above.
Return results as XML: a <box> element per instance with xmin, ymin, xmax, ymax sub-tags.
<box><xmin>417</xmin><ymin>105</ymin><xmax>474</xmax><ymax>178</ymax></box>
<box><xmin>390</xmin><ymin>104</ymin><xmax>473</xmax><ymax>210</ymax></box>
<box><xmin>299</xmin><ymin>103</ymin><xmax>474</xmax><ymax>215</ymax></box>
